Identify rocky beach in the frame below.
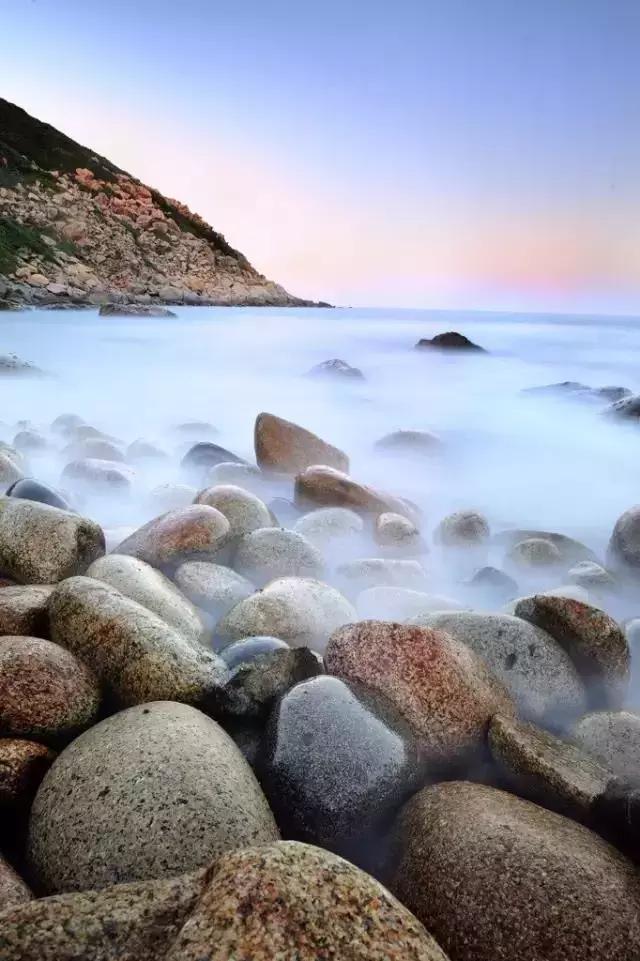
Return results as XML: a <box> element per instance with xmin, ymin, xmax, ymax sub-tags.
<box><xmin>0</xmin><ymin>303</ymin><xmax>639</xmax><ymax>958</ymax></box>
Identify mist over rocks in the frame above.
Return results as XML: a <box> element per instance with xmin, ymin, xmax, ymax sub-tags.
<box><xmin>255</xmin><ymin>412</ymin><xmax>349</xmax><ymax>474</ymax></box>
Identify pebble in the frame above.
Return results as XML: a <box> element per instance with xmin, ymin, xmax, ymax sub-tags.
<box><xmin>233</xmin><ymin>527</ymin><xmax>325</xmax><ymax>586</ymax></box>
<box><xmin>254</xmin><ymin>411</ymin><xmax>349</xmax><ymax>474</ymax></box>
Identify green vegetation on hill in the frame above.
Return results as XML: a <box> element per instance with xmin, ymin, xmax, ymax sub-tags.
<box><xmin>0</xmin><ymin>216</ymin><xmax>54</xmax><ymax>275</ymax></box>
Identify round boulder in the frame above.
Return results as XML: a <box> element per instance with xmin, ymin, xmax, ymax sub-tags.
<box><xmin>293</xmin><ymin>506</ymin><xmax>364</xmax><ymax>550</ymax></box>
<box><xmin>0</xmin><ymin>738</ymin><xmax>55</xmax><ymax>809</ymax></box>
<box><xmin>254</xmin><ymin>411</ymin><xmax>349</xmax><ymax>474</ymax></box>
<box><xmin>295</xmin><ymin>465</ymin><xmax>419</xmax><ymax>522</ymax></box>
<box><xmin>608</xmin><ymin>505</ymin><xmax>640</xmax><ymax>575</ymax></box>
<box><xmin>0</xmin><ymin>585</ymin><xmax>53</xmax><ymax>637</ymax></box>
<box><xmin>173</xmin><ymin>560</ymin><xmax>254</xmax><ymax>622</ymax></box>
<box><xmin>571</xmin><ymin>710</ymin><xmax>640</xmax><ymax>783</ymax></box>
<box><xmin>6</xmin><ymin>478</ymin><xmax>69</xmax><ymax>510</ymax></box>
<box><xmin>115</xmin><ymin>505</ymin><xmax>230</xmax><ymax>570</ymax></box>
<box><xmin>233</xmin><ymin>528</ymin><xmax>325</xmax><ymax>586</ymax></box>
<box><xmin>194</xmin><ymin>484</ymin><xmax>273</xmax><ymax>538</ymax></box>
<box><xmin>434</xmin><ymin>510</ymin><xmax>489</xmax><ymax>546</ymax></box>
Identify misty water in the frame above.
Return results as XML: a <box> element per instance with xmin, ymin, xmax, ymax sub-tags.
<box><xmin>2</xmin><ymin>305</ymin><xmax>640</xmax><ymax>632</ymax></box>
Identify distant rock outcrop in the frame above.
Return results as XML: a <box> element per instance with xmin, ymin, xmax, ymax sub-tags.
<box><xmin>415</xmin><ymin>331</ymin><xmax>486</xmax><ymax>352</ymax></box>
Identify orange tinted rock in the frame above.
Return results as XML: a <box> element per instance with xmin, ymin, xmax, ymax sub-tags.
<box><xmin>115</xmin><ymin>505</ymin><xmax>230</xmax><ymax>569</ymax></box>
<box><xmin>255</xmin><ymin>413</ymin><xmax>349</xmax><ymax>474</ymax></box>
<box><xmin>0</xmin><ymin>738</ymin><xmax>55</xmax><ymax>808</ymax></box>
<box><xmin>295</xmin><ymin>466</ymin><xmax>419</xmax><ymax>523</ymax></box>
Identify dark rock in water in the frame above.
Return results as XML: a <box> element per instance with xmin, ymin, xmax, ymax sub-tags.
<box><xmin>0</xmin><ymin>738</ymin><xmax>55</xmax><ymax>809</ymax></box>
<box><xmin>608</xmin><ymin>505</ymin><xmax>640</xmax><ymax>575</ymax></box>
<box><xmin>219</xmin><ymin>635</ymin><xmax>290</xmax><ymax>671</ymax></box>
<box><xmin>307</xmin><ymin>358</ymin><xmax>365</xmax><ymax>380</ymax></box>
<box><xmin>181</xmin><ymin>442</ymin><xmax>246</xmax><ymax>478</ymax></box>
<box><xmin>415</xmin><ymin>331</ymin><xmax>486</xmax><ymax>352</ymax></box>
<box><xmin>220</xmin><ymin>646</ymin><xmax>323</xmax><ymax>720</ymax></box>
<box><xmin>98</xmin><ymin>303</ymin><xmax>177</xmax><ymax>317</ymax></box>
<box><xmin>605</xmin><ymin>393</ymin><xmax>640</xmax><ymax>421</ymax></box>
<box><xmin>6</xmin><ymin>478</ymin><xmax>69</xmax><ymax>510</ymax></box>
<box><xmin>467</xmin><ymin>566</ymin><xmax>518</xmax><ymax>602</ymax></box>
<box><xmin>259</xmin><ymin>675</ymin><xmax>424</xmax><ymax>865</ymax></box>
<box><xmin>522</xmin><ymin>382</ymin><xmax>631</xmax><ymax>404</ymax></box>
<box><xmin>0</xmin><ymin>354</ymin><xmax>43</xmax><ymax>376</ymax></box>
<box><xmin>595</xmin><ymin>386</ymin><xmax>632</xmax><ymax>403</ymax></box>
<box><xmin>522</xmin><ymin>380</ymin><xmax>590</xmax><ymax>397</ymax></box>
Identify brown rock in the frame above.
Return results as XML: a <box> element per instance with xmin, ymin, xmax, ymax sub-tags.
<box><xmin>391</xmin><ymin>781</ymin><xmax>640</xmax><ymax>961</ymax></box>
<box><xmin>0</xmin><ymin>636</ymin><xmax>101</xmax><ymax>745</ymax></box>
<box><xmin>325</xmin><ymin>621</ymin><xmax>513</xmax><ymax>764</ymax></box>
<box><xmin>295</xmin><ymin>465</ymin><xmax>419</xmax><ymax>523</ymax></box>
<box><xmin>115</xmin><ymin>505</ymin><xmax>230</xmax><ymax>569</ymax></box>
<box><xmin>0</xmin><ymin>738</ymin><xmax>56</xmax><ymax>808</ymax></box>
<box><xmin>0</xmin><ymin>585</ymin><xmax>53</xmax><ymax>636</ymax></box>
<box><xmin>0</xmin><ymin>855</ymin><xmax>32</xmax><ymax>910</ymax></box>
<box><xmin>255</xmin><ymin>412</ymin><xmax>349</xmax><ymax>474</ymax></box>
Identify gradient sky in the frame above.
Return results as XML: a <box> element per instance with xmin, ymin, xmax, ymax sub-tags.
<box><xmin>2</xmin><ymin>0</ymin><xmax>640</xmax><ymax>312</ymax></box>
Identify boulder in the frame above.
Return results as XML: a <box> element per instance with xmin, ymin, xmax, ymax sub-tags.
<box><xmin>465</xmin><ymin>566</ymin><xmax>518</xmax><ymax>603</ymax></box>
<box><xmin>0</xmin><ymin>738</ymin><xmax>55</xmax><ymax>809</ymax></box>
<box><xmin>0</xmin><ymin>452</ymin><xmax>23</xmax><ymax>491</ymax></box>
<box><xmin>218</xmin><ymin>576</ymin><xmax>355</xmax><ymax>650</ymax></box>
<box><xmin>608</xmin><ymin>505</ymin><xmax>640</xmax><ymax>574</ymax></box>
<box><xmin>181</xmin><ymin>442</ymin><xmax>246</xmax><ymax>480</ymax></box>
<box><xmin>513</xmin><ymin>594</ymin><xmax>629</xmax><ymax>709</ymax></box>
<box><xmin>27</xmin><ymin>701</ymin><xmax>279</xmax><ymax>893</ymax></box>
<box><xmin>0</xmin><ymin>585</ymin><xmax>53</xmax><ymax>636</ymax></box>
<box><xmin>48</xmin><ymin>577</ymin><xmax>225</xmax><ymax>708</ymax></box>
<box><xmin>374</xmin><ymin>429</ymin><xmax>443</xmax><ymax>455</ymax></box>
<box><xmin>126</xmin><ymin>438</ymin><xmax>168</xmax><ymax>461</ymax></box>
<box><xmin>62</xmin><ymin>438</ymin><xmax>125</xmax><ymax>463</ymax></box>
<box><xmin>295</xmin><ymin>465</ymin><xmax>418</xmax><ymax>522</ymax></box>
<box><xmin>605</xmin><ymin>393</ymin><xmax>640</xmax><ymax>421</ymax></box>
<box><xmin>220</xmin><ymin>646</ymin><xmax>322</xmax><ymax>720</ymax></box>
<box><xmin>233</xmin><ymin>528</ymin><xmax>325</xmax><ymax>586</ymax></box>
<box><xmin>307</xmin><ymin>358</ymin><xmax>365</xmax><ymax>380</ymax></box>
<box><xmin>13</xmin><ymin>429</ymin><xmax>47</xmax><ymax>452</ymax></box>
<box><xmin>494</xmin><ymin>528</ymin><xmax>596</xmax><ymax>565</ymax></box>
<box><xmin>415</xmin><ymin>331</ymin><xmax>486</xmax><ymax>351</ymax></box>
<box><xmin>293</xmin><ymin>507</ymin><xmax>364</xmax><ymax>549</ymax></box>
<box><xmin>254</xmin><ymin>412</ymin><xmax>349</xmax><ymax>474</ymax></box>
<box><xmin>506</xmin><ymin>537</ymin><xmax>562</xmax><ymax>569</ymax></box>
<box><xmin>434</xmin><ymin>510</ymin><xmax>489</xmax><ymax>546</ymax></box>
<box><xmin>86</xmin><ymin>554</ymin><xmax>205</xmax><ymax>643</ymax></box>
<box><xmin>571</xmin><ymin>710</ymin><xmax>640</xmax><ymax>783</ymax></box>
<box><xmin>194</xmin><ymin>484</ymin><xmax>273</xmax><ymax>538</ymax></box>
<box><xmin>219</xmin><ymin>635</ymin><xmax>290</xmax><ymax>670</ymax></box>
<box><xmin>5</xmin><ymin>478</ymin><xmax>69</xmax><ymax>510</ymax></box>
<box><xmin>115</xmin><ymin>505</ymin><xmax>230</xmax><ymax>569</ymax></box>
<box><xmin>0</xmin><ymin>498</ymin><xmax>104</xmax><ymax>584</ymax></box>
<box><xmin>206</xmin><ymin>461</ymin><xmax>265</xmax><ymax>494</ymax></box>
<box><xmin>173</xmin><ymin>560</ymin><xmax>254</xmax><ymax>621</ymax></box>
<box><xmin>0</xmin><ymin>855</ymin><xmax>31</xmax><ymax>910</ymax></box>
<box><xmin>325</xmin><ymin>621</ymin><xmax>513</xmax><ymax>764</ymax></box>
<box><xmin>375</xmin><ymin>512</ymin><xmax>423</xmax><ymax>553</ymax></box>
<box><xmin>61</xmin><ymin>458</ymin><xmax>134</xmax><ymax>493</ymax></box>
<box><xmin>147</xmin><ymin>483</ymin><xmax>197</xmax><ymax>513</ymax></box>
<box><xmin>391</xmin><ymin>781</ymin><xmax>640</xmax><ymax>961</ymax></box>
<box><xmin>51</xmin><ymin>413</ymin><xmax>85</xmax><ymax>435</ymax></box>
<box><xmin>568</xmin><ymin>560</ymin><xmax>616</xmax><ymax>590</ymax></box>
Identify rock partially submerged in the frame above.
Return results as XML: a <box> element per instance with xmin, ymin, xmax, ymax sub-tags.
<box><xmin>98</xmin><ymin>303</ymin><xmax>177</xmax><ymax>317</ymax></box>
<box><xmin>0</xmin><ymin>353</ymin><xmax>43</xmax><ymax>376</ymax></box>
<box><xmin>255</xmin><ymin>412</ymin><xmax>349</xmax><ymax>474</ymax></box>
<box><xmin>415</xmin><ymin>331</ymin><xmax>486</xmax><ymax>352</ymax></box>
<box><xmin>295</xmin><ymin>465</ymin><xmax>419</xmax><ymax>522</ymax></box>
<box><xmin>307</xmin><ymin>358</ymin><xmax>365</xmax><ymax>380</ymax></box>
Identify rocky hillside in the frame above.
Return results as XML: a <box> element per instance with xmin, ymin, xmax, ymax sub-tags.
<box><xmin>0</xmin><ymin>98</ymin><xmax>318</xmax><ymax>308</ymax></box>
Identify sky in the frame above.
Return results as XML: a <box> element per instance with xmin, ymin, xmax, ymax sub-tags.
<box><xmin>2</xmin><ymin>0</ymin><xmax>640</xmax><ymax>313</ymax></box>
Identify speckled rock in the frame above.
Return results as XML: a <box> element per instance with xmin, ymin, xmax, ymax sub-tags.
<box><xmin>220</xmin><ymin>646</ymin><xmax>323</xmax><ymax>720</ymax></box>
<box><xmin>571</xmin><ymin>711</ymin><xmax>640</xmax><ymax>783</ymax></box>
<box><xmin>434</xmin><ymin>510</ymin><xmax>489</xmax><ymax>546</ymax></box>
<box><xmin>147</xmin><ymin>483</ymin><xmax>197</xmax><ymax>513</ymax></box>
<box><xmin>294</xmin><ymin>507</ymin><xmax>364</xmax><ymax>549</ymax></box>
<box><xmin>166</xmin><ymin>841</ymin><xmax>449</xmax><ymax>961</ymax></box>
<box><xmin>0</xmin><ymin>452</ymin><xmax>23</xmax><ymax>491</ymax></box>
<box><xmin>259</xmin><ymin>675</ymin><xmax>423</xmax><ymax>861</ymax></box>
<box><xmin>49</xmin><ymin>577</ymin><xmax>225</xmax><ymax>708</ymax></box>
<box><xmin>0</xmin><ymin>738</ymin><xmax>55</xmax><ymax>808</ymax></box>
<box><xmin>195</xmin><ymin>485</ymin><xmax>274</xmax><ymax>538</ymax></box>
<box><xmin>173</xmin><ymin>560</ymin><xmax>254</xmax><ymax>621</ymax></box>
<box><xmin>608</xmin><ymin>505</ymin><xmax>640</xmax><ymax>575</ymax></box>
<box><xmin>0</xmin><ymin>870</ymin><xmax>205</xmax><ymax>961</ymax></box>
<box><xmin>0</xmin><ymin>498</ymin><xmax>104</xmax><ymax>584</ymax></box>
<box><xmin>115</xmin><ymin>505</ymin><xmax>230</xmax><ymax>569</ymax></box>
<box><xmin>494</xmin><ymin>528</ymin><xmax>597</xmax><ymax>565</ymax></box>
<box><xmin>218</xmin><ymin>577</ymin><xmax>355</xmax><ymax>650</ymax></box>
<box><xmin>375</xmin><ymin>512</ymin><xmax>424</xmax><ymax>553</ymax></box>
<box><xmin>181</xmin><ymin>442</ymin><xmax>246</xmax><ymax>480</ymax></box>
<box><xmin>513</xmin><ymin>594</ymin><xmax>629</xmax><ymax>709</ymax></box>
<box><xmin>0</xmin><ymin>636</ymin><xmax>100</xmax><ymax>745</ymax></box>
<box><xmin>325</xmin><ymin>621</ymin><xmax>513</xmax><ymax>764</ymax></box>
<box><xmin>255</xmin><ymin>412</ymin><xmax>349</xmax><ymax>474</ymax></box>
<box><xmin>62</xmin><ymin>438</ymin><xmax>126</xmax><ymax>463</ymax></box>
<box><xmin>28</xmin><ymin>701</ymin><xmax>279</xmax><ymax>893</ymax></box>
<box><xmin>0</xmin><ymin>585</ymin><xmax>53</xmax><ymax>636</ymax></box>
<box><xmin>489</xmin><ymin>713</ymin><xmax>612</xmax><ymax>820</ymax></box>
<box><xmin>0</xmin><ymin>855</ymin><xmax>32</xmax><ymax>910</ymax></box>
<box><xmin>86</xmin><ymin>554</ymin><xmax>205</xmax><ymax>643</ymax></box>
<box><xmin>233</xmin><ymin>528</ymin><xmax>325</xmax><ymax>586</ymax></box>
<box><xmin>62</xmin><ymin>458</ymin><xmax>135</xmax><ymax>493</ymax></box>
<box><xmin>391</xmin><ymin>781</ymin><xmax>640</xmax><ymax>961</ymax></box>
<box><xmin>411</xmin><ymin>611</ymin><xmax>587</xmax><ymax>727</ymax></box>
<box><xmin>5</xmin><ymin>478</ymin><xmax>69</xmax><ymax>510</ymax></box>
<box><xmin>356</xmin><ymin>586</ymin><xmax>464</xmax><ymax>620</ymax></box>
<box><xmin>337</xmin><ymin>557</ymin><xmax>428</xmax><ymax>594</ymax></box>
<box><xmin>506</xmin><ymin>536</ymin><xmax>562</xmax><ymax>570</ymax></box>
<box><xmin>374</xmin><ymin>429</ymin><xmax>444</xmax><ymax>456</ymax></box>
<box><xmin>295</xmin><ymin>466</ymin><xmax>419</xmax><ymax>522</ymax></box>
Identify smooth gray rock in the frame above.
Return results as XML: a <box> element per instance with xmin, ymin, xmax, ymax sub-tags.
<box><xmin>0</xmin><ymin>585</ymin><xmax>53</xmax><ymax>637</ymax></box>
<box><xmin>173</xmin><ymin>560</ymin><xmax>254</xmax><ymax>621</ymax></box>
<box><xmin>571</xmin><ymin>710</ymin><xmax>640</xmax><ymax>784</ymax></box>
<box><xmin>233</xmin><ymin>528</ymin><xmax>325</xmax><ymax>586</ymax></box>
<box><xmin>194</xmin><ymin>484</ymin><xmax>274</xmax><ymax>539</ymax></box>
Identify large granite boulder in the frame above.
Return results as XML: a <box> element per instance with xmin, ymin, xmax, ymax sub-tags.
<box><xmin>254</xmin><ymin>412</ymin><xmax>349</xmax><ymax>474</ymax></box>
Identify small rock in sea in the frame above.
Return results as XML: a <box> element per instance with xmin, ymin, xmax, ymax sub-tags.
<box><xmin>126</xmin><ymin>438</ymin><xmax>168</xmax><ymax>462</ymax></box>
<box><xmin>181</xmin><ymin>442</ymin><xmax>246</xmax><ymax>480</ymax></box>
<box><xmin>568</xmin><ymin>560</ymin><xmax>616</xmax><ymax>590</ymax></box>
<box><xmin>513</xmin><ymin>594</ymin><xmax>629</xmax><ymax>710</ymax></box>
<box><xmin>27</xmin><ymin>701</ymin><xmax>279</xmax><ymax>893</ymax></box>
<box><xmin>63</xmin><ymin>438</ymin><xmax>126</xmax><ymax>463</ymax></box>
<box><xmin>195</xmin><ymin>484</ymin><xmax>274</xmax><ymax>539</ymax></box>
<box><xmin>254</xmin><ymin>411</ymin><xmax>349</xmax><ymax>474</ymax></box>
<box><xmin>307</xmin><ymin>358</ymin><xmax>365</xmax><ymax>380</ymax></box>
<box><xmin>0</xmin><ymin>585</ymin><xmax>53</xmax><ymax>637</ymax></box>
<box><xmin>391</xmin><ymin>781</ymin><xmax>640</xmax><ymax>961</ymax></box>
<box><xmin>410</xmin><ymin>611</ymin><xmax>586</xmax><ymax>728</ymax></box>
<box><xmin>0</xmin><ymin>498</ymin><xmax>104</xmax><ymax>584</ymax></box>
<box><xmin>356</xmin><ymin>586</ymin><xmax>463</xmax><ymax>621</ymax></box>
<box><xmin>294</xmin><ymin>506</ymin><xmax>364</xmax><ymax>550</ymax></box>
<box><xmin>98</xmin><ymin>303</ymin><xmax>177</xmax><ymax>317</ymax></box>
<box><xmin>607</xmin><ymin>504</ymin><xmax>640</xmax><ymax>575</ymax></box>
<box><xmin>494</xmin><ymin>528</ymin><xmax>597</xmax><ymax>566</ymax></box>
<box><xmin>86</xmin><ymin>553</ymin><xmax>205</xmax><ymax>643</ymax></box>
<box><xmin>0</xmin><ymin>854</ymin><xmax>32</xmax><ymax>908</ymax></box>
<box><xmin>336</xmin><ymin>557</ymin><xmax>428</xmax><ymax>593</ymax></box>
<box><xmin>173</xmin><ymin>560</ymin><xmax>254</xmax><ymax>622</ymax></box>
<box><xmin>605</xmin><ymin>393</ymin><xmax>640</xmax><ymax>421</ymax></box>
<box><xmin>217</xmin><ymin>576</ymin><xmax>355</xmax><ymax>650</ymax></box>
<box><xmin>434</xmin><ymin>510</ymin><xmax>490</xmax><ymax>546</ymax></box>
<box><xmin>506</xmin><ymin>536</ymin><xmax>562</xmax><ymax>570</ymax></box>
<box><xmin>375</xmin><ymin>511</ymin><xmax>424</xmax><ymax>554</ymax></box>
<box><xmin>374</xmin><ymin>428</ymin><xmax>444</xmax><ymax>455</ymax></box>
<box><xmin>168</xmin><ymin>842</ymin><xmax>448</xmax><ymax>961</ymax></box>
<box><xmin>5</xmin><ymin>477</ymin><xmax>70</xmax><ymax>510</ymax></box>
<box><xmin>488</xmin><ymin>713</ymin><xmax>612</xmax><ymax>822</ymax></box>
<box><xmin>325</xmin><ymin>621</ymin><xmax>513</xmax><ymax>765</ymax></box>
<box><xmin>48</xmin><ymin>576</ymin><xmax>225</xmax><ymax>708</ymax></box>
<box><xmin>0</xmin><ymin>636</ymin><xmax>100</xmax><ymax>745</ymax></box>
<box><xmin>13</xmin><ymin>429</ymin><xmax>48</xmax><ymax>452</ymax></box>
<box><xmin>0</xmin><ymin>452</ymin><xmax>23</xmax><ymax>491</ymax></box>
<box><xmin>219</xmin><ymin>635</ymin><xmax>290</xmax><ymax>670</ymax></box>
<box><xmin>147</xmin><ymin>482</ymin><xmax>197</xmax><ymax>513</ymax></box>
<box><xmin>233</xmin><ymin>528</ymin><xmax>325</xmax><ymax>587</ymax></box>
<box><xmin>466</xmin><ymin>565</ymin><xmax>518</xmax><ymax>603</ymax></box>
<box><xmin>62</xmin><ymin>458</ymin><xmax>135</xmax><ymax>494</ymax></box>
<box><xmin>259</xmin><ymin>675</ymin><xmax>423</xmax><ymax>864</ymax></box>
<box><xmin>220</xmin><ymin>646</ymin><xmax>322</xmax><ymax>720</ymax></box>
<box><xmin>50</xmin><ymin>413</ymin><xmax>85</xmax><ymax>436</ymax></box>
<box><xmin>115</xmin><ymin>504</ymin><xmax>230</xmax><ymax>570</ymax></box>
<box><xmin>571</xmin><ymin>711</ymin><xmax>640</xmax><ymax>784</ymax></box>
<box><xmin>295</xmin><ymin>464</ymin><xmax>419</xmax><ymax>522</ymax></box>
<box><xmin>522</xmin><ymin>380</ymin><xmax>590</xmax><ymax>397</ymax></box>
<box><xmin>0</xmin><ymin>738</ymin><xmax>55</xmax><ymax>809</ymax></box>
<box><xmin>415</xmin><ymin>331</ymin><xmax>486</xmax><ymax>352</ymax></box>
<box><xmin>0</xmin><ymin>353</ymin><xmax>43</xmax><ymax>376</ymax></box>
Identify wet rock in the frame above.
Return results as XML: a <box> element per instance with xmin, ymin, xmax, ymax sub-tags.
<box><xmin>494</xmin><ymin>528</ymin><xmax>597</xmax><ymax>565</ymax></box>
<box><xmin>49</xmin><ymin>577</ymin><xmax>225</xmax><ymax>708</ymax></box>
<box><xmin>489</xmin><ymin>713</ymin><xmax>612</xmax><ymax>821</ymax></box>
<box><xmin>0</xmin><ymin>452</ymin><xmax>23</xmax><ymax>491</ymax></box>
<box><xmin>0</xmin><ymin>498</ymin><xmax>104</xmax><ymax>584</ymax></box>
<box><xmin>357</xmin><ymin>586</ymin><xmax>463</xmax><ymax>620</ymax></box>
<box><xmin>218</xmin><ymin>576</ymin><xmax>355</xmax><ymax>650</ymax></box>
<box><xmin>391</xmin><ymin>781</ymin><xmax>640</xmax><ymax>961</ymax></box>
<box><xmin>181</xmin><ymin>442</ymin><xmax>246</xmax><ymax>481</ymax></box>
<box><xmin>295</xmin><ymin>465</ymin><xmax>419</xmax><ymax>522</ymax></box>
<box><xmin>608</xmin><ymin>505</ymin><xmax>640</xmax><ymax>575</ymax></box>
<box><xmin>233</xmin><ymin>528</ymin><xmax>325</xmax><ymax>586</ymax></box>
<box><xmin>62</xmin><ymin>438</ymin><xmax>125</xmax><ymax>463</ymax></box>
<box><xmin>0</xmin><ymin>636</ymin><xmax>101</xmax><ymax>745</ymax></box>
<box><xmin>0</xmin><ymin>855</ymin><xmax>32</xmax><ymax>909</ymax></box>
<box><xmin>506</xmin><ymin>536</ymin><xmax>562</xmax><ymax>570</ymax></box>
<box><xmin>5</xmin><ymin>478</ymin><xmax>69</xmax><ymax>510</ymax></box>
<box><xmin>294</xmin><ymin>506</ymin><xmax>363</xmax><ymax>549</ymax></box>
<box><xmin>434</xmin><ymin>510</ymin><xmax>489</xmax><ymax>546</ymax></box>
<box><xmin>307</xmin><ymin>358</ymin><xmax>365</xmax><ymax>380</ymax></box>
<box><xmin>375</xmin><ymin>512</ymin><xmax>423</xmax><ymax>553</ymax></box>
<box><xmin>86</xmin><ymin>554</ymin><xmax>205</xmax><ymax>643</ymax></box>
<box><xmin>337</xmin><ymin>557</ymin><xmax>428</xmax><ymax>593</ymax></box>
<box><xmin>255</xmin><ymin>411</ymin><xmax>349</xmax><ymax>474</ymax></box>
<box><xmin>514</xmin><ymin>594</ymin><xmax>629</xmax><ymax>709</ymax></box>
<box><xmin>28</xmin><ymin>701</ymin><xmax>278</xmax><ymax>893</ymax></box>
<box><xmin>326</xmin><ymin>621</ymin><xmax>513</xmax><ymax>765</ymax></box>
<box><xmin>219</xmin><ymin>635</ymin><xmax>290</xmax><ymax>670</ymax></box>
<box><xmin>147</xmin><ymin>483</ymin><xmax>197</xmax><ymax>513</ymax></box>
<box><xmin>220</xmin><ymin>646</ymin><xmax>322</xmax><ymax>719</ymax></box>
<box><xmin>173</xmin><ymin>560</ymin><xmax>254</xmax><ymax>621</ymax></box>
<box><xmin>259</xmin><ymin>676</ymin><xmax>423</xmax><ymax>861</ymax></box>
<box><xmin>13</xmin><ymin>429</ymin><xmax>47</xmax><ymax>453</ymax></box>
<box><xmin>571</xmin><ymin>710</ymin><xmax>640</xmax><ymax>783</ymax></box>
<box><xmin>568</xmin><ymin>560</ymin><xmax>616</xmax><ymax>590</ymax></box>
<box><xmin>411</xmin><ymin>611</ymin><xmax>586</xmax><ymax>727</ymax></box>
<box><xmin>466</xmin><ymin>566</ymin><xmax>518</xmax><ymax>603</ymax></box>
<box><xmin>415</xmin><ymin>331</ymin><xmax>486</xmax><ymax>351</ymax></box>
<box><xmin>62</xmin><ymin>458</ymin><xmax>134</xmax><ymax>493</ymax></box>
<box><xmin>126</xmin><ymin>438</ymin><xmax>168</xmax><ymax>461</ymax></box>
<box><xmin>167</xmin><ymin>841</ymin><xmax>448</xmax><ymax>961</ymax></box>
<box><xmin>0</xmin><ymin>738</ymin><xmax>55</xmax><ymax>809</ymax></box>
<box><xmin>0</xmin><ymin>585</ymin><xmax>53</xmax><ymax>636</ymax></box>
<box><xmin>374</xmin><ymin>429</ymin><xmax>444</xmax><ymax>455</ymax></box>
<box><xmin>115</xmin><ymin>505</ymin><xmax>230</xmax><ymax>569</ymax></box>
<box><xmin>194</xmin><ymin>484</ymin><xmax>273</xmax><ymax>538</ymax></box>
